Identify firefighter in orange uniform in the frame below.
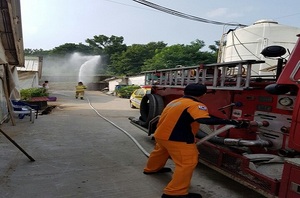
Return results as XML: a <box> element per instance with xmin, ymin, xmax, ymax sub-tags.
<box><xmin>143</xmin><ymin>83</ymin><xmax>242</xmax><ymax>198</ymax></box>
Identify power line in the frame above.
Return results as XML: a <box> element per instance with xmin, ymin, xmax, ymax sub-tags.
<box><xmin>274</xmin><ymin>12</ymin><xmax>300</xmax><ymax>20</ymax></box>
<box><xmin>102</xmin><ymin>0</ymin><xmax>152</xmax><ymax>11</ymax></box>
<box><xmin>133</xmin><ymin>0</ymin><xmax>247</xmax><ymax>27</ymax></box>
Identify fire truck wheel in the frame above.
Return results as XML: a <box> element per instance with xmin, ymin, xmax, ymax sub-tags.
<box><xmin>154</xmin><ymin>94</ymin><xmax>164</xmax><ymax>115</ymax></box>
<box><xmin>139</xmin><ymin>94</ymin><xmax>164</xmax><ymax>127</ymax></box>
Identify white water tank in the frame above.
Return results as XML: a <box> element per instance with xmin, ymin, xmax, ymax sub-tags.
<box><xmin>221</xmin><ymin>20</ymin><xmax>300</xmax><ymax>76</ymax></box>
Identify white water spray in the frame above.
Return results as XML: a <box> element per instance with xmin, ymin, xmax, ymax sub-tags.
<box><xmin>78</xmin><ymin>55</ymin><xmax>101</xmax><ymax>84</ymax></box>
<box><xmin>42</xmin><ymin>52</ymin><xmax>104</xmax><ymax>90</ymax></box>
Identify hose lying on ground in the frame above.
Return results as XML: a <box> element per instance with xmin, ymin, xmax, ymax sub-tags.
<box><xmin>87</xmin><ymin>97</ymin><xmax>150</xmax><ymax>157</ymax></box>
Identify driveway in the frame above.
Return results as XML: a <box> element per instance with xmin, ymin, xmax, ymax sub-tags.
<box><xmin>0</xmin><ymin>90</ymin><xmax>264</xmax><ymax>198</ymax></box>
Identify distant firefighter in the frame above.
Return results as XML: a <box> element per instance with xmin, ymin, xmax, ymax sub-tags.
<box><xmin>75</xmin><ymin>82</ymin><xmax>87</xmax><ymax>100</ymax></box>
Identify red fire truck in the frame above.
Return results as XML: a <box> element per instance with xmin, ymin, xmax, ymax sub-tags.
<box><xmin>130</xmin><ymin>35</ymin><xmax>300</xmax><ymax>197</ymax></box>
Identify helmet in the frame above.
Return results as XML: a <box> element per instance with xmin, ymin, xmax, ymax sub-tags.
<box><xmin>184</xmin><ymin>83</ymin><xmax>207</xmax><ymax>96</ymax></box>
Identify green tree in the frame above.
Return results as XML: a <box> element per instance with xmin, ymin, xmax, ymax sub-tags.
<box><xmin>23</xmin><ymin>35</ymin><xmax>219</xmax><ymax>76</ymax></box>
<box><xmin>142</xmin><ymin>40</ymin><xmax>216</xmax><ymax>71</ymax></box>
<box><xmin>85</xmin><ymin>35</ymin><xmax>127</xmax><ymax>72</ymax></box>
<box><xmin>85</xmin><ymin>35</ymin><xmax>127</xmax><ymax>56</ymax></box>
<box><xmin>50</xmin><ymin>43</ymin><xmax>93</xmax><ymax>56</ymax></box>
<box><xmin>24</xmin><ymin>48</ymin><xmax>50</xmax><ymax>56</ymax></box>
<box><xmin>209</xmin><ymin>40</ymin><xmax>224</xmax><ymax>63</ymax></box>
<box><xmin>208</xmin><ymin>40</ymin><xmax>221</xmax><ymax>53</ymax></box>
<box><xmin>109</xmin><ymin>42</ymin><xmax>166</xmax><ymax>75</ymax></box>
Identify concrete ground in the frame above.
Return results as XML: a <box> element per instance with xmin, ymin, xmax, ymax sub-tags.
<box><xmin>0</xmin><ymin>90</ymin><xmax>265</xmax><ymax>198</ymax></box>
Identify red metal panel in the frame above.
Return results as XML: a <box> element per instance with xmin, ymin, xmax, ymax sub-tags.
<box><xmin>288</xmin><ymin>95</ymin><xmax>300</xmax><ymax>151</ymax></box>
<box><xmin>279</xmin><ymin>163</ymin><xmax>292</xmax><ymax>198</ymax></box>
<box><xmin>198</xmin><ymin>142</ymin><xmax>280</xmax><ymax>197</ymax></box>
<box><xmin>277</xmin><ymin>35</ymin><xmax>300</xmax><ymax>85</ymax></box>
<box><xmin>279</xmin><ymin>161</ymin><xmax>300</xmax><ymax>198</ymax></box>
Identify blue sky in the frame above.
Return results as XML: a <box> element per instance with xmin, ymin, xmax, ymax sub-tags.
<box><xmin>21</xmin><ymin>0</ymin><xmax>300</xmax><ymax>50</ymax></box>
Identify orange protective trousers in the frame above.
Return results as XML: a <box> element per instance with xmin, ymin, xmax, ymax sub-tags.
<box><xmin>144</xmin><ymin>138</ymin><xmax>199</xmax><ymax>195</ymax></box>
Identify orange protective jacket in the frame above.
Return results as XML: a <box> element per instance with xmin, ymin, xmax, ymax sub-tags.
<box><xmin>154</xmin><ymin>96</ymin><xmax>210</xmax><ymax>143</ymax></box>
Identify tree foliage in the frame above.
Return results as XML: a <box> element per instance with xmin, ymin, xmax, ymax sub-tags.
<box><xmin>85</xmin><ymin>35</ymin><xmax>127</xmax><ymax>57</ymax></box>
<box><xmin>142</xmin><ymin>40</ymin><xmax>216</xmax><ymax>71</ymax></box>
<box><xmin>24</xmin><ymin>48</ymin><xmax>50</xmax><ymax>56</ymax></box>
<box><xmin>24</xmin><ymin>34</ymin><xmax>219</xmax><ymax>76</ymax></box>
<box><xmin>50</xmin><ymin>43</ymin><xmax>93</xmax><ymax>56</ymax></box>
<box><xmin>109</xmin><ymin>42</ymin><xmax>167</xmax><ymax>75</ymax></box>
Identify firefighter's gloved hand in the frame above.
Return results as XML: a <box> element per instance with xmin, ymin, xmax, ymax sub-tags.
<box><xmin>232</xmin><ymin>120</ymin><xmax>250</xmax><ymax>128</ymax></box>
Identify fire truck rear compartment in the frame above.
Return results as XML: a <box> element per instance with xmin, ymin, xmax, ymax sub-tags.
<box><xmin>133</xmin><ymin>47</ymin><xmax>300</xmax><ymax>197</ymax></box>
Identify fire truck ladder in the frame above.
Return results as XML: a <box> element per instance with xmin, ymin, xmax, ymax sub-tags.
<box><xmin>144</xmin><ymin>60</ymin><xmax>265</xmax><ymax>90</ymax></box>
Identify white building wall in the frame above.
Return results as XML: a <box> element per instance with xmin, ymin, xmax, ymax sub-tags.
<box><xmin>108</xmin><ymin>79</ymin><xmax>123</xmax><ymax>92</ymax></box>
<box><xmin>107</xmin><ymin>75</ymin><xmax>146</xmax><ymax>93</ymax></box>
<box><xmin>128</xmin><ymin>75</ymin><xmax>145</xmax><ymax>86</ymax></box>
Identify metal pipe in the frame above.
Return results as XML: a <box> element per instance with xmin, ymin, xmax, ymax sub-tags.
<box><xmin>276</xmin><ymin>58</ymin><xmax>284</xmax><ymax>80</ymax></box>
<box><xmin>197</xmin><ymin>129</ymin><xmax>273</xmax><ymax>148</ymax></box>
<box><xmin>223</xmin><ymin>138</ymin><xmax>272</xmax><ymax>147</ymax></box>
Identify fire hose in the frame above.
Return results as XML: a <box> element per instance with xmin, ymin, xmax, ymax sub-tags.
<box><xmin>88</xmin><ymin>97</ymin><xmax>270</xmax><ymax>158</ymax></box>
<box><xmin>87</xmin><ymin>98</ymin><xmax>151</xmax><ymax>157</ymax></box>
<box><xmin>197</xmin><ymin>121</ymin><xmax>270</xmax><ymax>146</ymax></box>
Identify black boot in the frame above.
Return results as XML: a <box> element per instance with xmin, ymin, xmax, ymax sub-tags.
<box><xmin>143</xmin><ymin>167</ymin><xmax>172</xmax><ymax>175</ymax></box>
<box><xmin>162</xmin><ymin>193</ymin><xmax>202</xmax><ymax>198</ymax></box>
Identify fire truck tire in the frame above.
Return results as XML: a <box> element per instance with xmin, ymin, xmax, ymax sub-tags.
<box><xmin>139</xmin><ymin>94</ymin><xmax>164</xmax><ymax>127</ymax></box>
<box><xmin>154</xmin><ymin>94</ymin><xmax>164</xmax><ymax>116</ymax></box>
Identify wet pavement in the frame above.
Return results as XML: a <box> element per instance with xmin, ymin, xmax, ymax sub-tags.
<box><xmin>0</xmin><ymin>90</ymin><xmax>265</xmax><ymax>198</ymax></box>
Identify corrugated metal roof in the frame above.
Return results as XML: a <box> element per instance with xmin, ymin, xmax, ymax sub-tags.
<box><xmin>17</xmin><ymin>57</ymin><xmax>40</xmax><ymax>71</ymax></box>
<box><xmin>0</xmin><ymin>0</ymin><xmax>24</xmax><ymax>66</ymax></box>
